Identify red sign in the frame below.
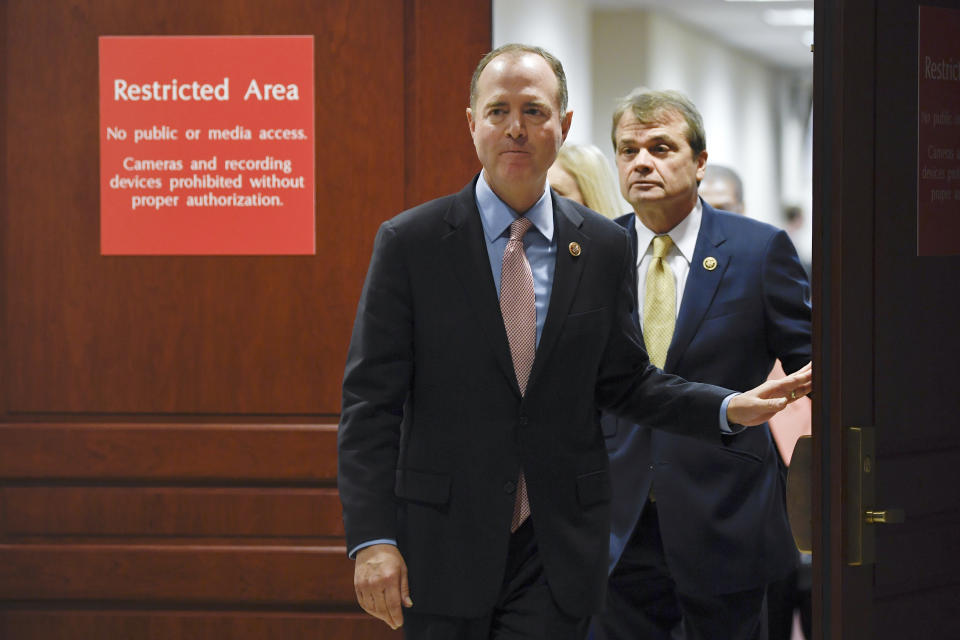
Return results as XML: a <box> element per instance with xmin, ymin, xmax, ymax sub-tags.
<box><xmin>918</xmin><ymin>7</ymin><xmax>960</xmax><ymax>256</ymax></box>
<box><xmin>99</xmin><ymin>36</ymin><xmax>315</xmax><ymax>255</ymax></box>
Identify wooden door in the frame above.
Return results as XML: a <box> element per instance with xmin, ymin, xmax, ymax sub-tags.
<box><xmin>0</xmin><ymin>1</ymin><xmax>490</xmax><ymax>637</ymax></box>
<box><xmin>813</xmin><ymin>0</ymin><xmax>960</xmax><ymax>636</ymax></box>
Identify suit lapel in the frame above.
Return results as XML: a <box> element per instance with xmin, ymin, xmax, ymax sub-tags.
<box><xmin>665</xmin><ymin>203</ymin><xmax>729</xmax><ymax>372</ymax></box>
<box><xmin>621</xmin><ymin>214</ymin><xmax>641</xmax><ymax>327</ymax></box>
<box><xmin>442</xmin><ymin>181</ymin><xmax>519</xmax><ymax>392</ymax></box>
<box><xmin>528</xmin><ymin>194</ymin><xmax>588</xmax><ymax>388</ymax></box>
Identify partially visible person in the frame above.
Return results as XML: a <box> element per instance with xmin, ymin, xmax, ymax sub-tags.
<box><xmin>783</xmin><ymin>204</ymin><xmax>813</xmax><ymax>279</ymax></box>
<box><xmin>548</xmin><ymin>143</ymin><xmax>623</xmax><ymax>218</ymax></box>
<box><xmin>765</xmin><ymin>357</ymin><xmax>813</xmax><ymax>640</ymax></box>
<box><xmin>591</xmin><ymin>89</ymin><xmax>812</xmax><ymax>640</ymax></box>
<box><xmin>699</xmin><ymin>164</ymin><xmax>745</xmax><ymax>215</ymax></box>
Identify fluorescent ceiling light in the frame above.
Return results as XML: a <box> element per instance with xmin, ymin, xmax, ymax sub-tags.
<box><xmin>762</xmin><ymin>8</ymin><xmax>815</xmax><ymax>27</ymax></box>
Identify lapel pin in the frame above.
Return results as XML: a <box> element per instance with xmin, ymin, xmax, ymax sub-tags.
<box><xmin>703</xmin><ymin>256</ymin><xmax>718</xmax><ymax>271</ymax></box>
<box><xmin>569</xmin><ymin>241</ymin><xmax>582</xmax><ymax>257</ymax></box>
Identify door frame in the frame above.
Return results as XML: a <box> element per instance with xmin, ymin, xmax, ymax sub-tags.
<box><xmin>812</xmin><ymin>0</ymin><xmax>878</xmax><ymax>637</ymax></box>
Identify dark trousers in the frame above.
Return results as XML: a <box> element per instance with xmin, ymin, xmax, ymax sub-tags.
<box><xmin>591</xmin><ymin>501</ymin><xmax>768</xmax><ymax>640</ymax></box>
<box><xmin>767</xmin><ymin>559</ymin><xmax>811</xmax><ymax>640</ymax></box>
<box><xmin>404</xmin><ymin>520</ymin><xmax>589</xmax><ymax>640</ymax></box>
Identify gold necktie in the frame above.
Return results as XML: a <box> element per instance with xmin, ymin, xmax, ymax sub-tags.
<box><xmin>643</xmin><ymin>235</ymin><xmax>675</xmax><ymax>369</ymax></box>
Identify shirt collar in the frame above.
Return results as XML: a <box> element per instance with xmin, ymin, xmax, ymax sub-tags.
<box><xmin>633</xmin><ymin>198</ymin><xmax>702</xmax><ymax>265</ymax></box>
<box><xmin>476</xmin><ymin>171</ymin><xmax>554</xmax><ymax>243</ymax></box>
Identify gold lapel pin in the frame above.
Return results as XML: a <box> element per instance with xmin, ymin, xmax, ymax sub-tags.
<box><xmin>569</xmin><ymin>241</ymin><xmax>582</xmax><ymax>257</ymax></box>
<box><xmin>703</xmin><ymin>256</ymin><xmax>718</xmax><ymax>271</ymax></box>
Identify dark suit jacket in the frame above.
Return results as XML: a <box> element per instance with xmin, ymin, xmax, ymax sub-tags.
<box><xmin>338</xmin><ymin>178</ymin><xmax>733</xmax><ymax>618</ymax></box>
<box><xmin>604</xmin><ymin>201</ymin><xmax>812</xmax><ymax>595</ymax></box>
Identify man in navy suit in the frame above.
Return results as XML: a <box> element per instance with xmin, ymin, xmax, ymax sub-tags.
<box><xmin>338</xmin><ymin>49</ymin><xmax>812</xmax><ymax>640</ymax></box>
<box><xmin>591</xmin><ymin>90</ymin><xmax>812</xmax><ymax>640</ymax></box>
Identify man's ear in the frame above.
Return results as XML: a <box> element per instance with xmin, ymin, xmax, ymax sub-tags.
<box><xmin>696</xmin><ymin>150</ymin><xmax>708</xmax><ymax>182</ymax></box>
<box><xmin>466</xmin><ymin>107</ymin><xmax>476</xmax><ymax>135</ymax></box>
<box><xmin>560</xmin><ymin>110</ymin><xmax>573</xmax><ymax>142</ymax></box>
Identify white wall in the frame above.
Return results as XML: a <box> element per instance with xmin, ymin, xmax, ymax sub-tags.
<box><xmin>493</xmin><ymin>0</ymin><xmax>593</xmax><ymax>144</ymax></box>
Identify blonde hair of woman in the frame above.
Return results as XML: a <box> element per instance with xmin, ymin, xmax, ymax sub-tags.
<box><xmin>548</xmin><ymin>143</ymin><xmax>623</xmax><ymax>219</ymax></box>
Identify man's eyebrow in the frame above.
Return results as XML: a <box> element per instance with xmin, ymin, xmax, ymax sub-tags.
<box><xmin>647</xmin><ymin>133</ymin><xmax>677</xmax><ymax>144</ymax></box>
<box><xmin>483</xmin><ymin>99</ymin><xmax>508</xmax><ymax>110</ymax></box>
<box><xmin>617</xmin><ymin>132</ymin><xmax>676</xmax><ymax>148</ymax></box>
<box><xmin>482</xmin><ymin>96</ymin><xmax>551</xmax><ymax>111</ymax></box>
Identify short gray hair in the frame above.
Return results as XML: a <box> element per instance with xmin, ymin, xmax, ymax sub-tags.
<box><xmin>611</xmin><ymin>88</ymin><xmax>706</xmax><ymax>156</ymax></box>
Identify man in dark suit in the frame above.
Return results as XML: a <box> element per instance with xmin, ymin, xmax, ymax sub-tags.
<box><xmin>337</xmin><ymin>47</ymin><xmax>811</xmax><ymax>639</ymax></box>
<box><xmin>591</xmin><ymin>89</ymin><xmax>812</xmax><ymax>640</ymax></box>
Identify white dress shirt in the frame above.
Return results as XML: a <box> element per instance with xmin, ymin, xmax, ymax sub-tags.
<box><xmin>633</xmin><ymin>199</ymin><xmax>702</xmax><ymax>330</ymax></box>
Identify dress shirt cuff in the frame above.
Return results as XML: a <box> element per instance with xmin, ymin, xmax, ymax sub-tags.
<box><xmin>719</xmin><ymin>393</ymin><xmax>746</xmax><ymax>434</ymax></box>
<box><xmin>349</xmin><ymin>538</ymin><xmax>397</xmax><ymax>559</ymax></box>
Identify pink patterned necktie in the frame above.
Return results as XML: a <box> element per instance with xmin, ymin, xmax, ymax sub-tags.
<box><xmin>500</xmin><ymin>216</ymin><xmax>536</xmax><ymax>532</ymax></box>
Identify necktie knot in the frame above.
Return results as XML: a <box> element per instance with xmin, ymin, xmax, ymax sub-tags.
<box><xmin>509</xmin><ymin>216</ymin><xmax>534</xmax><ymax>242</ymax></box>
<box><xmin>652</xmin><ymin>234</ymin><xmax>673</xmax><ymax>259</ymax></box>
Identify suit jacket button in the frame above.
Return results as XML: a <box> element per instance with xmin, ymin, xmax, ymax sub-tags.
<box><xmin>504</xmin><ymin>480</ymin><xmax>516</xmax><ymax>494</ymax></box>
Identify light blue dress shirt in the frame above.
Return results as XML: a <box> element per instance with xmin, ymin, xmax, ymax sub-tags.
<box><xmin>475</xmin><ymin>172</ymin><xmax>556</xmax><ymax>345</ymax></box>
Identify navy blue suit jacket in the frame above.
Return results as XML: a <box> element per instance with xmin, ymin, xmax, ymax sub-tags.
<box><xmin>604</xmin><ymin>201</ymin><xmax>812</xmax><ymax>595</ymax></box>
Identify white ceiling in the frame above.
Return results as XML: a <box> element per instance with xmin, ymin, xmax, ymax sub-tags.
<box><xmin>589</xmin><ymin>0</ymin><xmax>815</xmax><ymax>70</ymax></box>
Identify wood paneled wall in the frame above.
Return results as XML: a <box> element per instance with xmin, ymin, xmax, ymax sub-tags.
<box><xmin>0</xmin><ymin>1</ymin><xmax>490</xmax><ymax>637</ymax></box>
